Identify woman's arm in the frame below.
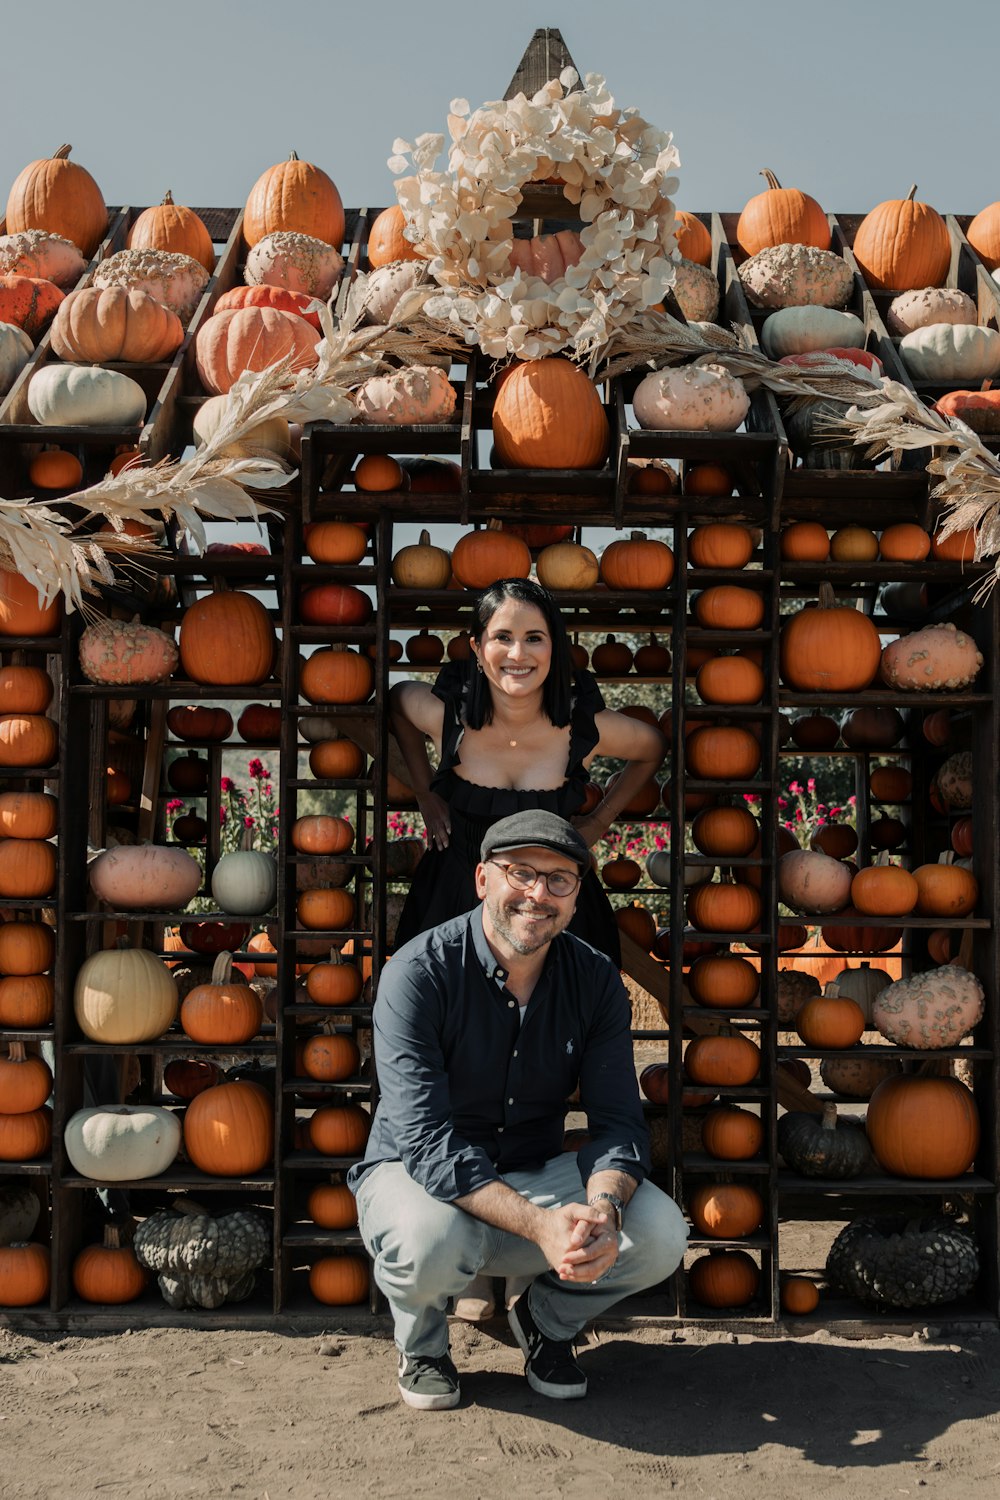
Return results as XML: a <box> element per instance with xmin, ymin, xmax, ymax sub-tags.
<box><xmin>573</xmin><ymin>709</ymin><xmax>667</xmax><ymax>848</ymax></box>
<box><xmin>388</xmin><ymin>680</ymin><xmax>453</xmax><ymax>848</ymax></box>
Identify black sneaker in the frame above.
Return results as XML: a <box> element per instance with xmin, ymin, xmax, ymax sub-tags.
<box><xmin>508</xmin><ymin>1288</ymin><xmax>587</xmax><ymax>1400</ymax></box>
<box><xmin>397</xmin><ymin>1351</ymin><xmax>461</xmax><ymax>1410</ymax></box>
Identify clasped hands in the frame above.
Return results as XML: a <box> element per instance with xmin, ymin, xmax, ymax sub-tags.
<box><xmin>540</xmin><ymin>1202</ymin><xmax>619</xmax><ymax>1284</ymax></box>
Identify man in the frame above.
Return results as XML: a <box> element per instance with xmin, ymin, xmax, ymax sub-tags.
<box><xmin>348</xmin><ymin>809</ymin><xmax>688</xmax><ymax>1411</ymax></box>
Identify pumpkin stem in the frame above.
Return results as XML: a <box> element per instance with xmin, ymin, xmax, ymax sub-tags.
<box><xmin>760</xmin><ymin>170</ymin><xmax>783</xmax><ymax>191</ymax></box>
<box><xmin>327</xmin><ymin>947</ymin><xmax>343</xmax><ymax>965</ymax></box>
<box><xmin>210</xmin><ymin>951</ymin><xmax>234</xmax><ymax>985</ymax></box>
<box><xmin>172</xmin><ymin>1196</ymin><xmax>210</xmax><ymax>1217</ymax></box>
<box><xmin>418</xmin><ymin>529</ymin><xmax>432</xmax><ymax>546</ymax></box>
<box><xmin>103</xmin><ymin>1224</ymin><xmax>124</xmax><ymax>1250</ymax></box>
<box><xmin>906</xmin><ymin>185</ymin><xmax>918</xmax><ymax>202</ymax></box>
<box><xmin>821</xmin><ymin>1102</ymin><xmax>838</xmax><ymax>1130</ymax></box>
<box><xmin>629</xmin><ymin>531</ymin><xmax>647</xmax><ymax>541</ymax></box>
<box><xmin>161</xmin><ymin>190</ymin><xmax>174</xmax><ymax>205</ymax></box>
<box><xmin>7</xmin><ymin>1042</ymin><xmax>26</xmax><ymax>1063</ymax></box>
<box><xmin>53</xmin><ymin>145</ymin><xmax>72</xmax><ymax>160</ymax></box>
<box><xmin>288</xmin><ymin>151</ymin><xmax>300</xmax><ymax>161</ymax></box>
<box><xmin>240</xmin><ymin>826</ymin><xmax>255</xmax><ymax>853</ymax></box>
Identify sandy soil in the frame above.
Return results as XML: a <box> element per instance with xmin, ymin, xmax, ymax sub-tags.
<box><xmin>3</xmin><ymin>1313</ymin><xmax>1000</xmax><ymax>1500</ymax></box>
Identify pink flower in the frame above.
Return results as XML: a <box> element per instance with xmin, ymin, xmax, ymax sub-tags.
<box><xmin>794</xmin><ymin>809</ymin><xmax>803</xmax><ymax>823</ymax></box>
<box><xmin>829</xmin><ymin>806</ymin><xmax>842</xmax><ymax>818</ymax></box>
<box><xmin>248</xmin><ymin>758</ymin><xmax>266</xmax><ymax>780</ymax></box>
<box><xmin>777</xmin><ymin>797</ymin><xmax>787</xmax><ymax>810</ymax></box>
<box><xmin>807</xmin><ymin>777</ymin><xmax>816</xmax><ymax>793</ymax></box>
<box><xmin>848</xmin><ymin>795</ymin><xmax>857</xmax><ymax>805</ymax></box>
<box><xmin>220</xmin><ymin>776</ymin><xmax>235</xmax><ymax>795</ymax></box>
<box><xmin>219</xmin><ymin>808</ymin><xmax>227</xmax><ymax>825</ymax></box>
<box><xmin>244</xmin><ymin>815</ymin><xmax>255</xmax><ymax>829</ymax></box>
<box><xmin>166</xmin><ymin>798</ymin><xmax>183</xmax><ymax>814</ymax></box>
<box><xmin>788</xmin><ymin>781</ymin><xmax>802</xmax><ymax>796</ymax></box>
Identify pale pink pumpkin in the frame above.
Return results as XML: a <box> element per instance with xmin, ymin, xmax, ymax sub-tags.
<box><xmin>195</xmin><ymin>306</ymin><xmax>320</xmax><ymax>395</ymax></box>
<box><xmin>872</xmin><ymin>964</ymin><xmax>984</xmax><ymax>1049</ymax></box>
<box><xmin>353</xmin><ymin>365</ymin><xmax>456</xmax><ymax>425</ymax></box>
<box><xmin>78</xmin><ymin>620</ymin><xmax>178</xmax><ymax>685</ymax></box>
<box><xmin>89</xmin><ymin>845</ymin><xmax>202</xmax><ymax>910</ymax></box>
<box><xmin>880</xmin><ymin>622</ymin><xmax>983</xmax><ymax>691</ymax></box>
<box><xmin>508</xmin><ymin>230</ymin><xmax>584</xmax><ymax>285</ymax></box>
<box><xmin>244</xmin><ymin>231</ymin><xmax>344</xmax><ymax>300</ymax></box>
<box><xmin>0</xmin><ymin>230</ymin><xmax>87</xmax><ymax>288</ymax></box>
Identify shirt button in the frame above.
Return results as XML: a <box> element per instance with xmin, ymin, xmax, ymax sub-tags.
<box><xmin>508</xmin><ymin>1000</ymin><xmax>516</xmax><ymax>1008</ymax></box>
<box><xmin>512</xmin><ymin>1050</ymin><xmax>518</xmax><ymax>1057</ymax></box>
<box><xmin>498</xmin><ymin>1126</ymin><xmax>504</xmax><ymax>1133</ymax></box>
<box><xmin>508</xmin><ymin>1097</ymin><xmax>514</xmax><ymax>1105</ymax></box>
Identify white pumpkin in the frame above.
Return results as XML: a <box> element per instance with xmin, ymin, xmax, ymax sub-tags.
<box><xmin>94</xmin><ymin>248</ymin><xmax>209</xmax><ymax>324</ymax></box>
<box><xmin>78</xmin><ymin>619</ymin><xmax>178</xmax><ymax>685</ymax></box>
<box><xmin>872</xmin><ymin>964</ymin><xmax>985</xmax><ymax>1049</ymax></box>
<box><xmin>672</xmin><ymin>259</ymin><xmax>719</xmax><ymax>323</ymax></box>
<box><xmin>27</xmin><ymin>365</ymin><xmax>147</xmax><ymax>428</ymax></box>
<box><xmin>827</xmin><ymin>963</ymin><xmax>892</xmax><ymax>1024</ymax></box>
<box><xmin>0</xmin><ymin>321</ymin><xmax>32</xmax><ymax>398</ymax></box>
<box><xmin>64</xmin><ymin>1105</ymin><xmax>181</xmax><ymax>1181</ymax></box>
<box><xmin>0</xmin><ymin>230</ymin><xmax>87</xmax><ymax>288</ymax></box>
<box><xmin>89</xmin><ymin>844</ymin><xmax>202</xmax><ymax>910</ymax></box>
<box><xmin>358</xmin><ymin>261</ymin><xmax>428</xmax><ymax>326</ymax></box>
<box><xmin>778</xmin><ymin>849</ymin><xmax>853</xmax><ymax>915</ymax></box>
<box><xmin>645</xmin><ymin>850</ymin><xmax>672</xmax><ymax>888</ymax></box>
<box><xmin>298</xmin><ymin>715</ymin><xmax>341</xmax><ymax>744</ymax></box>
<box><xmin>739</xmin><ymin>243</ymin><xmax>854</xmax><ymax>309</ymax></box>
<box><xmin>632</xmin><ymin>363</ymin><xmax>750</xmax><ymax>432</ymax></box>
<box><xmin>74</xmin><ymin>945</ymin><xmax>178</xmax><ymax>1043</ymax></box>
<box><xmin>211</xmin><ymin>847</ymin><xmax>278</xmax><ymax>915</ymax></box>
<box><xmin>886</xmin><ymin>287</ymin><xmax>978</xmax><ymax>336</ymax></box>
<box><xmin>898</xmin><ymin>323</ymin><xmax>1000</xmax><ymax>382</ymax></box>
<box><xmin>937</xmin><ymin>750</ymin><xmax>973</xmax><ymax>810</ymax></box>
<box><xmin>244</xmin><ymin>231</ymin><xmax>344</xmax><ymax>300</ymax></box>
<box><xmin>760</xmin><ymin>306</ymin><xmax>866</xmax><ymax>359</ymax></box>
<box><xmin>354</xmin><ymin>366</ymin><xmax>457</xmax><ymax>425</ymax></box>
<box><xmin>192</xmin><ymin>394</ymin><xmax>291</xmax><ymax>461</ymax></box>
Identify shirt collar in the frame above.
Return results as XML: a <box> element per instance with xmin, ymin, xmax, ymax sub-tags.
<box><xmin>469</xmin><ymin>903</ymin><xmax>564</xmax><ymax>988</ymax></box>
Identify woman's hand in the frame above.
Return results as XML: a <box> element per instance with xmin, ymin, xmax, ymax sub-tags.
<box><xmin>417</xmin><ymin>790</ymin><xmax>452</xmax><ymax>850</ymax></box>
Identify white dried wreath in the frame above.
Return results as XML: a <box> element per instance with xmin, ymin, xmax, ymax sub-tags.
<box><xmin>388</xmin><ymin>68</ymin><xmax>681</xmax><ymax>363</ymax></box>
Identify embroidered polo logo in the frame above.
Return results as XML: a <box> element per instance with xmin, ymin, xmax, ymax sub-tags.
<box><xmin>566</xmin><ymin>1039</ymin><xmax>574</xmax><ymax>1055</ymax></box>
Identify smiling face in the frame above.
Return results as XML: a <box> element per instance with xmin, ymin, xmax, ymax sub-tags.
<box><xmin>475</xmin><ymin>844</ymin><xmax>579</xmax><ymax>957</ymax></box>
<box><xmin>472</xmin><ymin>599</ymin><xmax>552</xmax><ymax>701</ymax></box>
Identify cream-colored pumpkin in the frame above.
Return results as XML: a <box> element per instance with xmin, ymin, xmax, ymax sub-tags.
<box><xmin>886</xmin><ymin>287</ymin><xmax>978</xmax><ymax>336</ymax></box>
<box><xmin>74</xmin><ymin>945</ymin><xmax>178</xmax><ymax>1043</ymax></box>
<box><xmin>192</xmin><ymin>394</ymin><xmax>291</xmax><ymax>461</ymax></box>
<box><xmin>760</xmin><ymin>306</ymin><xmax>866</xmax><ymax>359</ymax></box>
<box><xmin>89</xmin><ymin>844</ymin><xmax>202</xmax><ymax>910</ymax></box>
<box><xmin>880</xmin><ymin>622</ymin><xmax>983</xmax><ymax>691</ymax></box>
<box><xmin>535</xmin><ymin>541</ymin><xmax>600</xmax><ymax>591</ymax></box>
<box><xmin>78</xmin><ymin>619</ymin><xmax>178</xmax><ymax>685</ymax></box>
<box><xmin>64</xmin><ymin>1106</ymin><xmax>181</xmax><ymax>1181</ymax></box>
<box><xmin>211</xmin><ymin>848</ymin><xmax>278</xmax><ymax>915</ymax></box>
<box><xmin>94</xmin><ymin>248</ymin><xmax>210</xmax><ymax>324</ymax></box>
<box><xmin>0</xmin><ymin>321</ymin><xmax>32</xmax><ymax>398</ymax></box>
<box><xmin>778</xmin><ymin>849</ymin><xmax>853</xmax><ymax>915</ymax></box>
<box><xmin>244</xmin><ymin>231</ymin><xmax>344</xmax><ymax>300</ymax></box>
<box><xmin>632</xmin><ymin>364</ymin><xmax>750</xmax><ymax>431</ymax></box>
<box><xmin>354</xmin><ymin>366</ymin><xmax>457</xmax><ymax>425</ymax></box>
<box><xmin>0</xmin><ymin>229</ymin><xmax>87</xmax><ymax>288</ymax></box>
<box><xmin>739</xmin><ymin>243</ymin><xmax>854</xmax><ymax>309</ymax></box>
<box><xmin>872</xmin><ymin>964</ymin><xmax>985</xmax><ymax>1049</ymax></box>
<box><xmin>899</xmin><ymin>324</ymin><xmax>1000</xmax><ymax>382</ymax></box>
<box><xmin>27</xmin><ymin>366</ymin><xmax>147</xmax><ymax>428</ymax></box>
<box><xmin>827</xmin><ymin>962</ymin><xmax>892</xmax><ymax>1024</ymax></box>
<box><xmin>672</xmin><ymin>259</ymin><xmax>720</xmax><ymax>323</ymax></box>
<box><xmin>358</xmin><ymin>261</ymin><xmax>428</xmax><ymax>325</ymax></box>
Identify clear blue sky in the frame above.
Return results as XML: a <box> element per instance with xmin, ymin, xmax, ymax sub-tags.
<box><xmin>3</xmin><ymin>0</ymin><xmax>998</xmax><ymax>219</ymax></box>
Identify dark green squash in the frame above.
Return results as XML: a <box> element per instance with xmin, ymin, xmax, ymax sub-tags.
<box><xmin>826</xmin><ymin>1212</ymin><xmax>979</xmax><ymax>1310</ymax></box>
<box><xmin>783</xmin><ymin>399</ymin><xmax>878</xmax><ymax>471</ymax></box>
<box><xmin>777</xmin><ymin>1101</ymin><xmax>874</xmax><ymax>1179</ymax></box>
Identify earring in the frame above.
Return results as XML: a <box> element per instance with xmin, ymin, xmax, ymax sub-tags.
<box><xmin>474</xmin><ymin>654</ymin><xmax>484</xmax><ymax>674</ymax></box>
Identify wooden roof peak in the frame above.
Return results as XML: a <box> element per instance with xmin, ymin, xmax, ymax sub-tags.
<box><xmin>504</xmin><ymin>27</ymin><xmax>580</xmax><ymax>100</ymax></box>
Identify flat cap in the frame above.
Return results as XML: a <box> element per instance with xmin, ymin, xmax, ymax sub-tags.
<box><xmin>480</xmin><ymin>809</ymin><xmax>590</xmax><ymax>871</ymax></box>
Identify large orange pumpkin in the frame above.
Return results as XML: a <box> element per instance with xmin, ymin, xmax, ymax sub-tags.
<box><xmin>780</xmin><ymin>583</ymin><xmax>882</xmax><ymax>692</ymax></box>
<box><xmin>183</xmin><ymin>1080</ymin><xmax>273</xmax><ymax>1175</ymax></box>
<box><xmin>451</xmin><ymin>527</ymin><xmax>531</xmax><ymax>589</ymax></box>
<box><xmin>866</xmin><ymin>1073</ymin><xmax>979</xmax><ymax>1178</ymax></box>
<box><xmin>492</xmin><ymin>358</ymin><xmax>610</xmax><ymax>469</ymax></box>
<box><xmin>50</xmin><ymin>285</ymin><xmax>184</xmax><ymax>364</ymax></box>
<box><xmin>179</xmin><ymin>590</ymin><xmax>276</xmax><ymax>685</ymax></box>
<box><xmin>243</xmin><ymin>152</ymin><xmax>345</xmax><ymax>250</ymax></box>
<box><xmin>736</xmin><ymin>170</ymin><xmax>830</xmax><ymax>256</ymax></box>
<box><xmin>0</xmin><ymin>571</ymin><xmax>62</xmax><ymax>638</ymax></box>
<box><xmin>195</xmin><ymin>306</ymin><xmax>320</xmax><ymax>394</ymax></box>
<box><xmin>852</xmin><ymin>187</ymin><xmax>951</xmax><ymax>291</ymax></box>
<box><xmin>5</xmin><ymin>144</ymin><xmax>108</xmax><ymax>257</ymax></box>
<box><xmin>126</xmin><ymin>191</ymin><xmax>215</xmax><ymax>272</ymax></box>
<box><xmin>300</xmin><ymin>650</ymin><xmax>374</xmax><ymax>705</ymax></box>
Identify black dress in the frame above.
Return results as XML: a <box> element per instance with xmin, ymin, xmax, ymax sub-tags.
<box><xmin>393</xmin><ymin>662</ymin><xmax>621</xmax><ymax>964</ymax></box>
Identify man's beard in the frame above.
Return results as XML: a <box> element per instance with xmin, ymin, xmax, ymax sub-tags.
<box><xmin>486</xmin><ymin>892</ymin><xmax>565</xmax><ymax>954</ymax></box>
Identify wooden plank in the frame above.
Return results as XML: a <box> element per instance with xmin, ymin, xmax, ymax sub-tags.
<box><xmin>504</xmin><ymin>28</ymin><xmax>578</xmax><ymax>99</ymax></box>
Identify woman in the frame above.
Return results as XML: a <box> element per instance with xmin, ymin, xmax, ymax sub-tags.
<box><xmin>390</xmin><ymin>577</ymin><xmax>666</xmax><ymax>964</ymax></box>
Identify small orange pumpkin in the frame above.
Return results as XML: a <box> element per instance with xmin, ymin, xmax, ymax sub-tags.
<box><xmin>689</xmin><ymin>1182</ymin><xmax>764</xmax><ymax>1239</ymax></box>
<box><xmin>309</xmin><ymin>1254</ymin><xmax>369</xmax><ymax>1305</ymax></box>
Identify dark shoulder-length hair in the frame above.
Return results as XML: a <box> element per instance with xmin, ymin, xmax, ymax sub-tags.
<box><xmin>464</xmin><ymin>577</ymin><xmax>573</xmax><ymax>729</ymax></box>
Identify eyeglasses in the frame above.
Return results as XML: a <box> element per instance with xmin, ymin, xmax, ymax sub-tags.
<box><xmin>488</xmin><ymin>860</ymin><xmax>582</xmax><ymax>898</ymax></box>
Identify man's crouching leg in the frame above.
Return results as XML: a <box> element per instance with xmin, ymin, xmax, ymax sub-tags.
<box><xmin>355</xmin><ymin>1162</ymin><xmax>489</xmax><ymax>1410</ymax></box>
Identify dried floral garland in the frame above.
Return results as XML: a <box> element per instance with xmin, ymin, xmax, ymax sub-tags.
<box><xmin>389</xmin><ymin>68</ymin><xmax>680</xmax><ymax>362</ymax></box>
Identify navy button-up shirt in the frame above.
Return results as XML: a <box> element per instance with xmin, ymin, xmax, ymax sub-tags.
<box><xmin>348</xmin><ymin>906</ymin><xmax>650</xmax><ymax>1201</ymax></box>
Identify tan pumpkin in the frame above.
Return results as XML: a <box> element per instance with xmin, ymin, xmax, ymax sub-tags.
<box><xmin>0</xmin><ymin>228</ymin><xmax>87</xmax><ymax>287</ymax></box>
<box><xmin>778</xmin><ymin>849</ymin><xmax>853</xmax><ymax>916</ymax></box>
<box><xmin>50</xmin><ymin>286</ymin><xmax>183</xmax><ymax>363</ymax></box>
<box><xmin>391</xmin><ymin>530</ymin><xmax>451</xmax><ymax>589</ymax></box>
<box><xmin>93</xmin><ymin>248</ymin><xmax>209</xmax><ymax>324</ymax></box>
<box><xmin>245</xmin><ymin>231</ymin><xmax>344</xmax><ymax>300</ymax></box>
<box><xmin>74</xmin><ymin>943</ymin><xmax>179</xmax><ymax>1044</ymax></box>
<box><xmin>535</xmin><ymin>541</ymin><xmax>600</xmax><ymax>591</ymax></box>
<box><xmin>872</xmin><ymin>965</ymin><xmax>984</xmax><ymax>1050</ymax></box>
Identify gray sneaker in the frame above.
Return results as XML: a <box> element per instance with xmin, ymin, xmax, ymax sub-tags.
<box><xmin>397</xmin><ymin>1352</ymin><xmax>461</xmax><ymax>1410</ymax></box>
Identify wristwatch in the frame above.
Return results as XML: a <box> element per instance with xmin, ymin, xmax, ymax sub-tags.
<box><xmin>589</xmin><ymin>1193</ymin><xmax>625</xmax><ymax>1232</ymax></box>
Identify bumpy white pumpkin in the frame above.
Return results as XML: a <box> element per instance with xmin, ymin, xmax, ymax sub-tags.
<box><xmin>89</xmin><ymin>844</ymin><xmax>202</xmax><ymax>910</ymax></box>
<box><xmin>672</xmin><ymin>259</ymin><xmax>719</xmax><ymax>323</ymax></box>
<box><xmin>94</xmin><ymin>248</ymin><xmax>209</xmax><ymax>324</ymax></box>
<box><xmin>886</xmin><ymin>287</ymin><xmax>978</xmax><ymax>336</ymax></box>
<box><xmin>78</xmin><ymin>619</ymin><xmax>178</xmax><ymax>685</ymax></box>
<box><xmin>0</xmin><ymin>230</ymin><xmax>87</xmax><ymax>288</ymax></box>
<box><xmin>880</xmin><ymin>622</ymin><xmax>983</xmax><ymax>691</ymax></box>
<box><xmin>872</xmin><ymin>964</ymin><xmax>985</xmax><ymax>1049</ymax></box>
<box><xmin>74</xmin><ymin>946</ymin><xmax>178</xmax><ymax>1043</ymax></box>
<box><xmin>937</xmin><ymin>750</ymin><xmax>973</xmax><ymax>810</ymax></box>
<box><xmin>244</xmin><ymin>231</ymin><xmax>344</xmax><ymax>300</ymax></box>
<box><xmin>192</xmin><ymin>394</ymin><xmax>291</xmax><ymax>461</ymax></box>
<box><xmin>354</xmin><ymin>366</ymin><xmax>457</xmax><ymax>425</ymax></box>
<box><xmin>761</xmin><ymin>306</ymin><xmax>866</xmax><ymax>359</ymax></box>
<box><xmin>27</xmin><ymin>365</ymin><xmax>147</xmax><ymax>428</ymax></box>
<box><xmin>778</xmin><ymin>849</ymin><xmax>853</xmax><ymax>915</ymax></box>
<box><xmin>0</xmin><ymin>321</ymin><xmax>32</xmax><ymax>397</ymax></box>
<box><xmin>739</xmin><ymin>243</ymin><xmax>854</xmax><ymax>309</ymax></box>
<box><xmin>827</xmin><ymin>963</ymin><xmax>892</xmax><ymax>1023</ymax></box>
<box><xmin>211</xmin><ymin>848</ymin><xmax>278</xmax><ymax>915</ymax></box>
<box><xmin>64</xmin><ymin>1106</ymin><xmax>181</xmax><ymax>1181</ymax></box>
<box><xmin>899</xmin><ymin>324</ymin><xmax>1000</xmax><ymax>382</ymax></box>
<box><xmin>632</xmin><ymin>363</ymin><xmax>750</xmax><ymax>431</ymax></box>
<box><xmin>359</xmin><ymin>261</ymin><xmax>428</xmax><ymax>325</ymax></box>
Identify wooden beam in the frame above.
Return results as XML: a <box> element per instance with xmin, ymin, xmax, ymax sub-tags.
<box><xmin>504</xmin><ymin>27</ymin><xmax>578</xmax><ymax>100</ymax></box>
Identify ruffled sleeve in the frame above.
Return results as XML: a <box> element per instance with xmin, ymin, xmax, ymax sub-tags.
<box><xmin>429</xmin><ymin>660</ymin><xmax>472</xmax><ymax>778</ymax></box>
<box><xmin>567</xmin><ymin>669</ymin><xmax>606</xmax><ymax>779</ymax></box>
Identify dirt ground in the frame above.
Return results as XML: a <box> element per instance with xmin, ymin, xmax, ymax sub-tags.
<box><xmin>3</xmin><ymin>1311</ymin><xmax>1000</xmax><ymax>1500</ymax></box>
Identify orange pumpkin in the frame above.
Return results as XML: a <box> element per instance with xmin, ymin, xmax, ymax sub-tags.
<box><xmin>684</xmin><ymin>462</ymin><xmax>733</xmax><ymax>497</ymax></box>
<box><xmin>5</xmin><ymin>144</ymin><xmax>107</xmax><ymax>256</ymax></box>
<box><xmin>780</xmin><ymin>583</ymin><xmax>882</xmax><ymax>692</ymax></box>
<box><xmin>180</xmin><ymin>590</ymin><xmax>276</xmax><ymax>685</ymax></box>
<box><xmin>0</xmin><ymin>274</ymin><xmax>65</xmax><ymax>340</ymax></box>
<box><xmin>0</xmin><ymin>918</ymin><xmax>54</xmax><ymax>975</ymax></box>
<box><xmin>599</xmin><ymin>532</ymin><xmax>674</xmax><ymax>590</ymax></box>
<box><xmin>0</xmin><ymin>1241</ymin><xmax>51</xmax><ymax>1306</ymax></box>
<box><xmin>183</xmin><ymin>1080</ymin><xmax>273</xmax><ymax>1175</ymax></box>
<box><xmin>693</xmin><ymin>585</ymin><xmax>764</xmax><ymax>631</ymax></box>
<box><xmin>795</xmin><ymin>994</ymin><xmax>865</xmax><ymax>1049</ymax></box>
<box><xmin>451</xmin><ymin>527</ymin><xmax>531</xmax><ymax>589</ymax></box>
<box><xmin>354</xmin><ymin>454</ymin><xmax>405</xmax><ymax>492</ymax></box>
<box><xmin>309</xmin><ymin>1254</ymin><xmax>369</xmax><ymax>1305</ymax></box>
<box><xmin>688</xmin><ymin>523</ymin><xmax>754</xmax><ymax>570</ymax></box>
<box><xmin>866</xmin><ymin>1073</ymin><xmax>979</xmax><ymax>1178</ymax></box>
<box><xmin>304</xmin><ymin>521</ymin><xmax>368</xmax><ymax>565</ymax></box>
<box><xmin>686</xmin><ymin>725</ymin><xmax>761</xmax><ymax>781</ymax></box>
<box><xmin>126</xmin><ymin>191</ymin><xmax>215</xmax><ymax>272</ymax></box>
<box><xmin>691</xmin><ymin>806</ymin><xmax>758</xmax><ymax>858</ymax></box>
<box><xmin>0</xmin><ymin>974</ymin><xmax>54</xmax><ymax>1027</ymax></box>
<box><xmin>180</xmin><ymin>953</ymin><xmax>263</xmax><ymax>1045</ymax></box>
<box><xmin>307</xmin><ymin>1180</ymin><xmax>358</xmax><ymax>1229</ymax></box>
<box><xmin>674</xmin><ymin>211</ymin><xmax>713</xmax><ymax>267</ymax></box>
<box><xmin>689</xmin><ymin>1182</ymin><xmax>764</xmax><ymax>1239</ymax></box>
<box><xmin>851</xmin><ymin>860</ymin><xmax>918</xmax><ymax>918</ymax></box>
<box><xmin>309</xmin><ymin>1103</ymin><xmax>370</xmax><ymax>1157</ymax></box>
<box><xmin>0</xmin><ymin>571</ymin><xmax>62</xmax><ymax>638</ymax></box>
<box><xmin>0</xmin><ymin>791</ymin><xmax>58</xmax><ymax>840</ymax></box>
<box><xmin>869</xmin><ymin>766</ymin><xmax>912</xmax><ymax>803</ymax></box>
<box><xmin>0</xmin><ymin>838</ymin><xmax>56</xmax><ymax>898</ymax></box>
<box><xmin>0</xmin><ymin>714</ymin><xmax>57</xmax><ymax>768</ymax></box>
<box><xmin>931</xmin><ymin>527</ymin><xmax>976</xmax><ymax>564</ymax></box>
<box><xmin>688</xmin><ymin>1250</ymin><xmax>759</xmax><ymax>1308</ymax></box>
<box><xmin>0</xmin><ymin>1041</ymin><xmax>52</xmax><ymax>1113</ymax></box>
<box><xmin>367</xmin><ymin>205</ymin><xmax>423</xmax><ymax>268</ymax></box>
<box><xmin>166</xmin><ymin>705</ymin><xmax>233</xmax><ymax>741</ymax></box>
<box><xmin>300</xmin><ymin>650</ymin><xmax>374</xmax><ymax>705</ymax></box>
<box><xmin>297</xmin><ymin>888</ymin><xmax>354</xmax><ymax>932</ymax></box>
<box><xmin>302</xmin><ymin>1031</ymin><xmax>360</xmax><ymax>1082</ymax></box>
<box><xmin>701</xmin><ymin>1106</ymin><xmax>764</xmax><ymax>1161</ymax></box>
<box><xmin>780</xmin><ymin>521</ymin><xmax>830</xmax><ymax>562</ymax></box>
<box><xmin>305</xmin><ymin>953</ymin><xmax>364</xmax><ymax>1007</ymax></box>
<box><xmin>291</xmin><ymin>816</ymin><xmax>353</xmax><ymax>855</ymax></box>
<box><xmin>215</xmin><ymin>283</ymin><xmax>322</xmax><ymax>330</ymax></box>
<box><xmin>781</xmin><ymin>1276</ymin><xmax>820</xmax><ymax>1315</ymax></box>
<box><xmin>72</xmin><ymin>1224</ymin><xmax>147</xmax><ymax>1304</ymax></box>
<box><xmin>243</xmin><ymin>151</ymin><xmax>345</xmax><ymax>249</ymax></box>
<box><xmin>615</xmin><ymin>902</ymin><xmax>657</xmax><ymax>951</ymax></box>
<box><xmin>879</xmin><ymin>523</ymin><xmax>931</xmax><ymax>562</ymax></box>
<box><xmin>695</xmin><ymin>656</ymin><xmax>765</xmax><ymax>706</ymax></box>
<box><xmin>852</xmin><ymin>187</ymin><xmax>951</xmax><ymax>291</ymax></box>
<box><xmin>685</xmin><ymin>1034</ymin><xmax>760</xmax><ymax>1086</ymax></box>
<box><xmin>912</xmin><ymin>860</ymin><xmax>978</xmax><ymax>918</ymax></box>
<box><xmin>28</xmin><ymin>449</ymin><xmax>83</xmax><ymax>490</ymax></box>
<box><xmin>308</xmin><ymin>738</ymin><xmax>366</xmax><ymax>779</ymax></box>
<box><xmin>736</xmin><ymin>170</ymin><xmax>830</xmax><ymax>256</ymax></box>
<box><xmin>0</xmin><ymin>665</ymin><xmax>53</xmax><ymax>716</ymax></box>
<box><xmin>687</xmin><ymin>882</ymin><xmax>761</xmax><ymax>934</ymax></box>
<box><xmin>492</xmin><ymin>358</ymin><xmax>610</xmax><ymax>469</ymax></box>
<box><xmin>687</xmin><ymin>954</ymin><xmax>760</xmax><ymax>1010</ymax></box>
<box><xmin>0</xmin><ymin>1105</ymin><xmax>52</xmax><ymax>1160</ymax></box>
<box><xmin>195</xmin><ymin>306</ymin><xmax>320</xmax><ymax>395</ymax></box>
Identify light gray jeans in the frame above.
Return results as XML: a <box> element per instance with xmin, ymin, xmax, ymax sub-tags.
<box><xmin>354</xmin><ymin>1154</ymin><xmax>689</xmax><ymax>1358</ymax></box>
